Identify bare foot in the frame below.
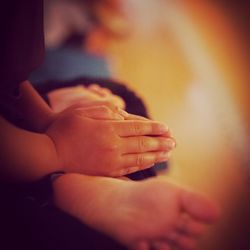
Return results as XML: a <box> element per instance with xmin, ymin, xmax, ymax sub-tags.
<box><xmin>53</xmin><ymin>174</ymin><xmax>219</xmax><ymax>250</ymax></box>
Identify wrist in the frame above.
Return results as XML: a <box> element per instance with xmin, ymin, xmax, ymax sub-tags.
<box><xmin>50</xmin><ymin>171</ymin><xmax>65</xmax><ymax>182</ymax></box>
<box><xmin>44</xmin><ymin>132</ymin><xmax>64</xmax><ymax>173</ymax></box>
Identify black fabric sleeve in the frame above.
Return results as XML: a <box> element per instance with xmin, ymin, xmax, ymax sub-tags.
<box><xmin>0</xmin><ymin>0</ymin><xmax>45</xmax><ymax>93</ymax></box>
<box><xmin>0</xmin><ymin>0</ymin><xmax>45</xmax><ymax>124</ymax></box>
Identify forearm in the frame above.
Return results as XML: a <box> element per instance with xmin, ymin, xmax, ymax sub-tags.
<box><xmin>0</xmin><ymin>116</ymin><xmax>60</xmax><ymax>182</ymax></box>
<box><xmin>16</xmin><ymin>81</ymin><xmax>55</xmax><ymax>132</ymax></box>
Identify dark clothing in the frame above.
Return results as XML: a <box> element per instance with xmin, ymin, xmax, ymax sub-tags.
<box><xmin>0</xmin><ymin>182</ymin><xmax>127</xmax><ymax>250</ymax></box>
<box><xmin>0</xmin><ymin>0</ymin><xmax>44</xmax><ymax>94</ymax></box>
<box><xmin>0</xmin><ymin>1</ymin><xmax>125</xmax><ymax>249</ymax></box>
<box><xmin>0</xmin><ymin>77</ymin><xmax>157</xmax><ymax>250</ymax></box>
<box><xmin>0</xmin><ymin>0</ymin><xmax>44</xmax><ymax>125</ymax></box>
<box><xmin>0</xmin><ymin>2</ymin><xmax>158</xmax><ymax>249</ymax></box>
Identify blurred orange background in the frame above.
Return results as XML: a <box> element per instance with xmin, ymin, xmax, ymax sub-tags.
<box><xmin>105</xmin><ymin>1</ymin><xmax>249</xmax><ymax>249</ymax></box>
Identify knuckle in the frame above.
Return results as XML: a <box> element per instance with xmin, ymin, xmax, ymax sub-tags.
<box><xmin>102</xmin><ymin>122</ymin><xmax>114</xmax><ymax>133</ymax></box>
<box><xmin>100</xmin><ymin>105</ymin><xmax>111</xmax><ymax>115</ymax></box>
<box><xmin>103</xmin><ymin>100</ymin><xmax>115</xmax><ymax>108</ymax></box>
<box><xmin>138</xmin><ymin>137</ymin><xmax>147</xmax><ymax>152</ymax></box>
<box><xmin>100</xmin><ymin>105</ymin><xmax>109</xmax><ymax>111</ymax></box>
<box><xmin>136</xmin><ymin>154</ymin><xmax>145</xmax><ymax>166</ymax></box>
<box><xmin>103</xmin><ymin>137</ymin><xmax>120</xmax><ymax>153</ymax></box>
<box><xmin>132</xmin><ymin>121</ymin><xmax>142</xmax><ymax>135</ymax></box>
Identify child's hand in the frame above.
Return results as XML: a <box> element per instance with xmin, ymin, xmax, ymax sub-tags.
<box><xmin>48</xmin><ymin>84</ymin><xmax>125</xmax><ymax>113</ymax></box>
<box><xmin>46</xmin><ymin>105</ymin><xmax>175</xmax><ymax>177</ymax></box>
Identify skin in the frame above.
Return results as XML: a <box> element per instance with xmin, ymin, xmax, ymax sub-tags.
<box><xmin>0</xmin><ymin>115</ymin><xmax>59</xmax><ymax>181</ymax></box>
<box><xmin>53</xmin><ymin>174</ymin><xmax>220</xmax><ymax>250</ymax></box>
<box><xmin>0</xmin><ymin>81</ymin><xmax>175</xmax><ymax>180</ymax></box>
<box><xmin>48</xmin><ymin>84</ymin><xmax>126</xmax><ymax>113</ymax></box>
<box><xmin>1</xmin><ymin>81</ymin><xmax>219</xmax><ymax>249</ymax></box>
<box><xmin>46</xmin><ymin>104</ymin><xmax>175</xmax><ymax>176</ymax></box>
<box><xmin>44</xmin><ymin>81</ymin><xmax>177</xmax><ymax>177</ymax></box>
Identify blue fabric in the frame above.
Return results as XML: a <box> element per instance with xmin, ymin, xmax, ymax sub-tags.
<box><xmin>30</xmin><ymin>48</ymin><xmax>111</xmax><ymax>84</ymax></box>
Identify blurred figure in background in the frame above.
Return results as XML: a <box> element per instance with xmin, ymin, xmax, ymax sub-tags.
<box><xmin>31</xmin><ymin>0</ymin><xmax>130</xmax><ymax>83</ymax></box>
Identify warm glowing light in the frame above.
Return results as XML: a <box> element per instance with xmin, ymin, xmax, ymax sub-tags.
<box><xmin>108</xmin><ymin>1</ymin><xmax>249</xmax><ymax>249</ymax></box>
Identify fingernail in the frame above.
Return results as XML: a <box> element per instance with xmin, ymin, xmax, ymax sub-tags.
<box><xmin>117</xmin><ymin>108</ymin><xmax>129</xmax><ymax>118</ymax></box>
<box><xmin>164</xmin><ymin>139</ymin><xmax>176</xmax><ymax>149</ymax></box>
<box><xmin>114</xmin><ymin>113</ymin><xmax>125</xmax><ymax>120</ymax></box>
<box><xmin>157</xmin><ymin>151</ymin><xmax>171</xmax><ymax>162</ymax></box>
<box><xmin>168</xmin><ymin>128</ymin><xmax>173</xmax><ymax>136</ymax></box>
<box><xmin>172</xmin><ymin>137</ymin><xmax>177</xmax><ymax>147</ymax></box>
<box><xmin>158</xmin><ymin>123</ymin><xmax>169</xmax><ymax>133</ymax></box>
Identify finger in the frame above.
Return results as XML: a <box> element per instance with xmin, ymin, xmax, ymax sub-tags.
<box><xmin>88</xmin><ymin>83</ymin><xmax>103</xmax><ymax>92</ymax></box>
<box><xmin>71</xmin><ymin>99</ymin><xmax>118</xmax><ymax>112</ymax></box>
<box><xmin>101</xmin><ymin>88</ymin><xmax>112</xmax><ymax>95</ymax></box>
<box><xmin>115</xmin><ymin>109</ymin><xmax>149</xmax><ymax>121</ymax></box>
<box><xmin>111</xmin><ymin>95</ymin><xmax>126</xmax><ymax>109</ymax></box>
<box><xmin>122</xmin><ymin>136</ymin><xmax>176</xmax><ymax>154</ymax></box>
<box><xmin>116</xmin><ymin>108</ymin><xmax>131</xmax><ymax>119</ymax></box>
<box><xmin>123</xmin><ymin>113</ymin><xmax>149</xmax><ymax>121</ymax></box>
<box><xmin>75</xmin><ymin>106</ymin><xmax>124</xmax><ymax>120</ymax></box>
<box><xmin>113</xmin><ymin>120</ymin><xmax>169</xmax><ymax>137</ymax></box>
<box><xmin>88</xmin><ymin>84</ymin><xmax>112</xmax><ymax>97</ymax></box>
<box><xmin>111</xmin><ymin>151</ymin><xmax>170</xmax><ymax>176</ymax></box>
<box><xmin>181</xmin><ymin>190</ymin><xmax>220</xmax><ymax>223</ymax></box>
<box><xmin>89</xmin><ymin>84</ymin><xmax>112</xmax><ymax>94</ymax></box>
<box><xmin>111</xmin><ymin>166</ymin><xmax>141</xmax><ymax>177</ymax></box>
<box><xmin>122</xmin><ymin>151</ymin><xmax>170</xmax><ymax>169</ymax></box>
<box><xmin>111</xmin><ymin>166</ymin><xmax>142</xmax><ymax>177</ymax></box>
<box><xmin>48</xmin><ymin>85</ymin><xmax>84</xmax><ymax>96</ymax></box>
